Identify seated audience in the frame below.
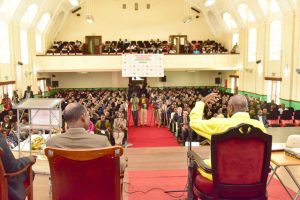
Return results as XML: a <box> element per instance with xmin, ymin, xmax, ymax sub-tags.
<box><xmin>254</xmin><ymin>109</ymin><xmax>268</xmax><ymax>127</ymax></box>
<box><xmin>113</xmin><ymin>113</ymin><xmax>127</xmax><ymax>146</ymax></box>
<box><xmin>95</xmin><ymin>114</ymin><xmax>112</xmax><ymax>139</ymax></box>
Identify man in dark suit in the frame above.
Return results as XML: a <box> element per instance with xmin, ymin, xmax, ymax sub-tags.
<box><xmin>253</xmin><ymin>109</ymin><xmax>268</xmax><ymax>127</ymax></box>
<box><xmin>23</xmin><ymin>86</ymin><xmax>34</xmax><ymax>99</ymax></box>
<box><xmin>46</xmin><ymin>103</ymin><xmax>127</xmax><ymax>172</ymax></box>
<box><xmin>0</xmin><ymin>134</ymin><xmax>36</xmax><ymax>200</ymax></box>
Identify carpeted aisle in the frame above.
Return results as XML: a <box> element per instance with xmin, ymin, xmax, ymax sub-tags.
<box><xmin>127</xmin><ymin>170</ymin><xmax>297</xmax><ymax>200</ymax></box>
<box><xmin>127</xmin><ymin>105</ymin><xmax>179</xmax><ymax>148</ymax></box>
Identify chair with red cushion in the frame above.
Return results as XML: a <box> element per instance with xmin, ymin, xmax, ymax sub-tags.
<box><xmin>0</xmin><ymin>148</ymin><xmax>35</xmax><ymax>200</ymax></box>
<box><xmin>188</xmin><ymin>124</ymin><xmax>272</xmax><ymax>200</ymax></box>
<box><xmin>294</xmin><ymin>110</ymin><xmax>300</xmax><ymax>126</ymax></box>
<box><xmin>267</xmin><ymin>111</ymin><xmax>280</xmax><ymax>127</ymax></box>
<box><xmin>45</xmin><ymin>146</ymin><xmax>124</xmax><ymax>200</ymax></box>
<box><xmin>280</xmin><ymin>110</ymin><xmax>294</xmax><ymax>127</ymax></box>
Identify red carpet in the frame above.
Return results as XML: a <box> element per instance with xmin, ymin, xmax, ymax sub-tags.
<box><xmin>127</xmin><ymin>170</ymin><xmax>297</xmax><ymax>200</ymax></box>
<box><xmin>128</xmin><ymin>105</ymin><xmax>179</xmax><ymax>148</ymax></box>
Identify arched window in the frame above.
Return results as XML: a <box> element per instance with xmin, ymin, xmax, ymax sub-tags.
<box><xmin>269</xmin><ymin>20</ymin><xmax>282</xmax><ymax>60</ymax></box>
<box><xmin>0</xmin><ymin>21</ymin><xmax>10</xmax><ymax>63</ymax></box>
<box><xmin>238</xmin><ymin>3</ymin><xmax>255</xmax><ymax>23</ymax></box>
<box><xmin>232</xmin><ymin>33</ymin><xmax>239</xmax><ymax>47</ymax></box>
<box><xmin>21</xmin><ymin>3</ymin><xmax>38</xmax><ymax>27</ymax></box>
<box><xmin>258</xmin><ymin>0</ymin><xmax>280</xmax><ymax>15</ymax></box>
<box><xmin>20</xmin><ymin>29</ymin><xmax>29</xmax><ymax>64</ymax></box>
<box><xmin>37</xmin><ymin>13</ymin><xmax>51</xmax><ymax>32</ymax></box>
<box><xmin>223</xmin><ymin>12</ymin><xmax>237</xmax><ymax>29</ymax></box>
<box><xmin>270</xmin><ymin>0</ymin><xmax>280</xmax><ymax>13</ymax></box>
<box><xmin>0</xmin><ymin>0</ymin><xmax>21</xmax><ymax>14</ymax></box>
<box><xmin>248</xmin><ymin>28</ymin><xmax>257</xmax><ymax>62</ymax></box>
<box><xmin>36</xmin><ymin>13</ymin><xmax>51</xmax><ymax>53</ymax></box>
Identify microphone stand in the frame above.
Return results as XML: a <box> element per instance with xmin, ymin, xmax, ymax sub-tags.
<box><xmin>164</xmin><ymin>128</ymin><xmax>195</xmax><ymax>199</ymax></box>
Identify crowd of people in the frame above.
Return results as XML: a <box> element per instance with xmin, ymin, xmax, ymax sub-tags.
<box><xmin>0</xmin><ymin>85</ymin><xmax>298</xmax><ymax>199</ymax></box>
<box><xmin>46</xmin><ymin>38</ymin><xmax>229</xmax><ymax>55</ymax></box>
<box><xmin>46</xmin><ymin>40</ymin><xmax>83</xmax><ymax>55</ymax></box>
<box><xmin>0</xmin><ymin>86</ymin><xmax>296</xmax><ymax>148</ymax></box>
<box><xmin>103</xmin><ymin>38</ymin><xmax>228</xmax><ymax>55</ymax></box>
<box><xmin>126</xmin><ymin>86</ymin><xmax>296</xmax><ymax>145</ymax></box>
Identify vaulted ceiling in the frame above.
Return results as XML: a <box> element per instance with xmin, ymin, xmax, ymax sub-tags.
<box><xmin>0</xmin><ymin>0</ymin><xmax>298</xmax><ymax>39</ymax></box>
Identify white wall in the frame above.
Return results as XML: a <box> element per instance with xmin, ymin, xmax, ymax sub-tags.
<box><xmin>48</xmin><ymin>71</ymin><xmax>225</xmax><ymax>88</ymax></box>
<box><xmin>55</xmin><ymin>0</ymin><xmax>219</xmax><ymax>43</ymax></box>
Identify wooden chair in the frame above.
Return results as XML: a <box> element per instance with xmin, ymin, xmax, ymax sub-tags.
<box><xmin>45</xmin><ymin>146</ymin><xmax>124</xmax><ymax>200</ymax></box>
<box><xmin>0</xmin><ymin>148</ymin><xmax>35</xmax><ymax>200</ymax></box>
<box><xmin>188</xmin><ymin>124</ymin><xmax>272</xmax><ymax>200</ymax></box>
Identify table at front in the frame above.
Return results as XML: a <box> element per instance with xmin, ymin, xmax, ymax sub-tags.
<box><xmin>268</xmin><ymin>151</ymin><xmax>300</xmax><ymax>200</ymax></box>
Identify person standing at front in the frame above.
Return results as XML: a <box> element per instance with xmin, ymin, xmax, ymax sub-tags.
<box><xmin>130</xmin><ymin>93</ymin><xmax>139</xmax><ymax>127</ymax></box>
<box><xmin>139</xmin><ymin>94</ymin><xmax>148</xmax><ymax>126</ymax></box>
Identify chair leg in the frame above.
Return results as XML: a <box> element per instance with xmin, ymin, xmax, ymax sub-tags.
<box><xmin>27</xmin><ymin>187</ymin><xmax>33</xmax><ymax>200</ymax></box>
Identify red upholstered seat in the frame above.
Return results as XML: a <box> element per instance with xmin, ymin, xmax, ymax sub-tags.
<box><xmin>190</xmin><ymin>124</ymin><xmax>272</xmax><ymax>200</ymax></box>
<box><xmin>194</xmin><ymin>172</ymin><xmax>213</xmax><ymax>194</ymax></box>
<box><xmin>45</xmin><ymin>146</ymin><xmax>123</xmax><ymax>200</ymax></box>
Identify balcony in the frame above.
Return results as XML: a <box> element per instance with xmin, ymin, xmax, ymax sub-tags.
<box><xmin>34</xmin><ymin>54</ymin><xmax>241</xmax><ymax>72</ymax></box>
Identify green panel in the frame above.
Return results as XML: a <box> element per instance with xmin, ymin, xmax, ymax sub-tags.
<box><xmin>291</xmin><ymin>101</ymin><xmax>300</xmax><ymax>110</ymax></box>
<box><xmin>238</xmin><ymin>90</ymin><xmax>267</xmax><ymax>101</ymax></box>
<box><xmin>237</xmin><ymin>91</ymin><xmax>300</xmax><ymax>110</ymax></box>
<box><xmin>280</xmin><ymin>98</ymin><xmax>300</xmax><ymax>110</ymax></box>
<box><xmin>279</xmin><ymin>99</ymin><xmax>291</xmax><ymax>107</ymax></box>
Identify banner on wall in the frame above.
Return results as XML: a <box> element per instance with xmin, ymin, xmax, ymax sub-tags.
<box><xmin>122</xmin><ymin>54</ymin><xmax>164</xmax><ymax>77</ymax></box>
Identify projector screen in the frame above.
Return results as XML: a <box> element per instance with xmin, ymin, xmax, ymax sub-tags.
<box><xmin>122</xmin><ymin>54</ymin><xmax>164</xmax><ymax>77</ymax></box>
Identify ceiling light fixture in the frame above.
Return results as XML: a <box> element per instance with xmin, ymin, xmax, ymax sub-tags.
<box><xmin>86</xmin><ymin>0</ymin><xmax>94</xmax><ymax>23</ymax></box>
<box><xmin>69</xmin><ymin>0</ymin><xmax>79</xmax><ymax>7</ymax></box>
<box><xmin>204</xmin><ymin>0</ymin><xmax>216</xmax><ymax>7</ymax></box>
<box><xmin>86</xmin><ymin>14</ymin><xmax>94</xmax><ymax>23</ymax></box>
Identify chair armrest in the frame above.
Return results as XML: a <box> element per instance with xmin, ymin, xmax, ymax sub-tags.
<box><xmin>4</xmin><ymin>162</ymin><xmax>34</xmax><ymax>177</ymax></box>
<box><xmin>120</xmin><ymin>172</ymin><xmax>124</xmax><ymax>179</ymax></box>
<box><xmin>187</xmin><ymin>150</ymin><xmax>212</xmax><ymax>174</ymax></box>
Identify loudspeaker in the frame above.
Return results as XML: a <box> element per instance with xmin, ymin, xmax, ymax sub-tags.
<box><xmin>160</xmin><ymin>76</ymin><xmax>167</xmax><ymax>82</ymax></box>
<box><xmin>52</xmin><ymin>81</ymin><xmax>59</xmax><ymax>88</ymax></box>
<box><xmin>215</xmin><ymin>77</ymin><xmax>221</xmax><ymax>85</ymax></box>
<box><xmin>46</xmin><ymin>78</ymin><xmax>51</xmax><ymax>87</ymax></box>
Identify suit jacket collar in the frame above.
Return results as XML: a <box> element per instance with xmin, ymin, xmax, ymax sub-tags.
<box><xmin>66</xmin><ymin>128</ymin><xmax>87</xmax><ymax>135</ymax></box>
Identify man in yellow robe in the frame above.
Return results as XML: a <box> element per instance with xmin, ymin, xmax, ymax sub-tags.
<box><xmin>190</xmin><ymin>93</ymin><xmax>266</xmax><ymax>180</ymax></box>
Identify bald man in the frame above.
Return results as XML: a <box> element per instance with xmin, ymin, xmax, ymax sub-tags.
<box><xmin>189</xmin><ymin>93</ymin><xmax>266</xmax><ymax>180</ymax></box>
<box><xmin>46</xmin><ymin>103</ymin><xmax>127</xmax><ymax>172</ymax></box>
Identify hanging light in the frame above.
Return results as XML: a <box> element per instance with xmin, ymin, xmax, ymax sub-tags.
<box><xmin>204</xmin><ymin>0</ymin><xmax>216</xmax><ymax>7</ymax></box>
<box><xmin>86</xmin><ymin>0</ymin><xmax>94</xmax><ymax>23</ymax></box>
<box><xmin>86</xmin><ymin>14</ymin><xmax>94</xmax><ymax>23</ymax></box>
<box><xmin>69</xmin><ymin>0</ymin><xmax>79</xmax><ymax>7</ymax></box>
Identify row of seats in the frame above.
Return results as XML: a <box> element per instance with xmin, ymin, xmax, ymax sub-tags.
<box><xmin>45</xmin><ymin>38</ymin><xmax>229</xmax><ymax>55</ymax></box>
<box><xmin>46</xmin><ymin>41</ymin><xmax>83</xmax><ymax>55</ymax></box>
<box><xmin>267</xmin><ymin>110</ymin><xmax>300</xmax><ymax>127</ymax></box>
